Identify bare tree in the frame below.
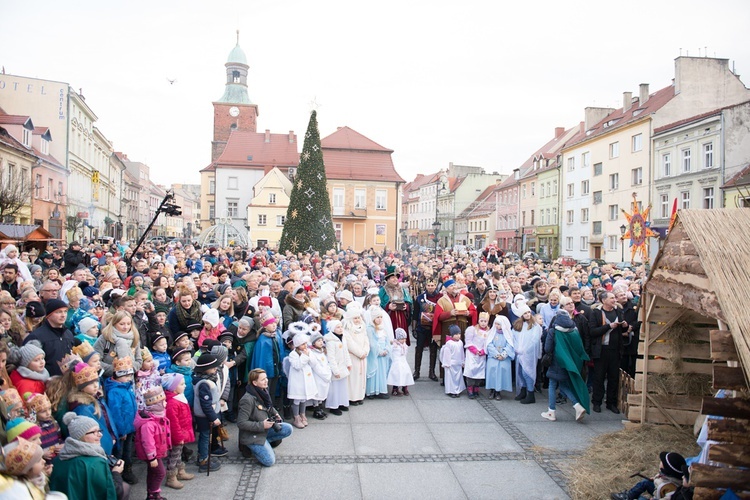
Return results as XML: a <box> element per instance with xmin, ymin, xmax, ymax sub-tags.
<box><xmin>0</xmin><ymin>163</ymin><xmax>33</xmax><ymax>222</ymax></box>
<box><xmin>66</xmin><ymin>215</ymin><xmax>85</xmax><ymax>241</ymax></box>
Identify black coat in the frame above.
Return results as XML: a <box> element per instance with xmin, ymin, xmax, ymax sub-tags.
<box><xmin>61</xmin><ymin>247</ymin><xmax>86</xmax><ymax>275</ymax></box>
<box><xmin>587</xmin><ymin>306</ymin><xmax>625</xmax><ymax>359</ymax></box>
<box><xmin>620</xmin><ymin>299</ymin><xmax>641</xmax><ymax>356</ymax></box>
<box><xmin>24</xmin><ymin>320</ymin><xmax>75</xmax><ymax>377</ymax></box>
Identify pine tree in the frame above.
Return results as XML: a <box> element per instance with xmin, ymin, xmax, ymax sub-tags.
<box><xmin>279</xmin><ymin>110</ymin><xmax>336</xmax><ymax>255</ymax></box>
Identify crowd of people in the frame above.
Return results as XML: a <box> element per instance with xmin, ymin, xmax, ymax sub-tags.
<box><xmin>0</xmin><ymin>239</ymin><xmax>649</xmax><ymax>499</ymax></box>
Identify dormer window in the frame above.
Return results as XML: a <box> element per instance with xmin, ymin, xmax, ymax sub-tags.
<box><xmin>232</xmin><ymin>70</ymin><xmax>240</xmax><ymax>83</ymax></box>
<box><xmin>22</xmin><ymin>128</ymin><xmax>31</xmax><ymax>147</ymax></box>
<box><xmin>41</xmin><ymin>138</ymin><xmax>49</xmax><ymax>155</ymax></box>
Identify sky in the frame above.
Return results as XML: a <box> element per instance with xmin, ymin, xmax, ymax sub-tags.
<box><xmin>1</xmin><ymin>0</ymin><xmax>749</xmax><ymax>186</ymax></box>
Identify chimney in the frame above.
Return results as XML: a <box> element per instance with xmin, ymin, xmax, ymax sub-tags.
<box><xmin>623</xmin><ymin>91</ymin><xmax>633</xmax><ymax>111</ymax></box>
<box><xmin>289</xmin><ymin>130</ymin><xmax>294</xmax><ymax>143</ymax></box>
<box><xmin>264</xmin><ymin>129</ymin><xmax>270</xmax><ymax>143</ymax></box>
<box><xmin>554</xmin><ymin>127</ymin><xmax>565</xmax><ymax>138</ymax></box>
<box><xmin>584</xmin><ymin>107</ymin><xmax>615</xmax><ymax>130</ymax></box>
<box><xmin>639</xmin><ymin>84</ymin><xmax>649</xmax><ymax>105</ymax></box>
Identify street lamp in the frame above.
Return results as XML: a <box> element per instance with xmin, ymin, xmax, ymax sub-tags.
<box><xmin>432</xmin><ymin>219</ymin><xmax>441</xmax><ymax>255</ymax></box>
<box><xmin>619</xmin><ymin>224</ymin><xmax>627</xmax><ymax>262</ymax></box>
<box><xmin>515</xmin><ymin>228</ymin><xmax>521</xmax><ymax>253</ymax></box>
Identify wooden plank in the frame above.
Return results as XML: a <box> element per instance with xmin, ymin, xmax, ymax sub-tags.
<box><xmin>654</xmin><ymin>254</ymin><xmax>706</xmax><ymax>276</ymax></box>
<box><xmin>710</xmin><ymin>329</ymin><xmax>739</xmax><ymax>362</ymax></box>
<box><xmin>691</xmin><ymin>462</ymin><xmax>750</xmax><ymax>490</ymax></box>
<box><xmin>627</xmin><ymin>394</ymin><xmax>703</xmax><ymax>412</ymax></box>
<box><xmin>627</xmin><ymin>405</ymin><xmax>699</xmax><ymax>426</ymax></box>
<box><xmin>693</xmin><ymin>487</ymin><xmax>750</xmax><ymax>499</ymax></box>
<box><xmin>647</xmin><ymin>393</ymin><xmax>684</xmax><ymax>429</ymax></box>
<box><xmin>646</xmin><ymin>305</ymin><xmax>683</xmax><ymax>324</ymax></box>
<box><xmin>713</xmin><ymin>365</ymin><xmax>748</xmax><ymax>390</ymax></box>
<box><xmin>707</xmin><ymin>418</ymin><xmax>750</xmax><ymax>446</ymax></box>
<box><xmin>701</xmin><ymin>396</ymin><xmax>750</xmax><ymax>419</ymax></box>
<box><xmin>636</xmin><ymin>358</ymin><xmax>713</xmax><ymax>375</ymax></box>
<box><xmin>708</xmin><ymin>443</ymin><xmax>750</xmax><ymax>468</ymax></box>
<box><xmin>652</xmin><ymin>267</ymin><xmax>711</xmax><ymax>290</ymax></box>
<box><xmin>645</xmin><ymin>275</ymin><xmax>726</xmax><ymax>323</ymax></box>
<box><xmin>638</xmin><ymin>341</ymin><xmax>712</xmax><ymax>360</ymax></box>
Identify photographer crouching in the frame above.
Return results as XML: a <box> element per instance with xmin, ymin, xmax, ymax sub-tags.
<box><xmin>237</xmin><ymin>368</ymin><xmax>293</xmax><ymax>466</ymax></box>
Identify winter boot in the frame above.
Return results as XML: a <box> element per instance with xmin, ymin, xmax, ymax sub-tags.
<box><xmin>488</xmin><ymin>389</ymin><xmax>496</xmax><ymax>400</ymax></box>
<box><xmin>292</xmin><ymin>415</ymin><xmax>305</xmax><ymax>429</ymax></box>
<box><xmin>574</xmin><ymin>403</ymin><xmax>586</xmax><ymax>421</ymax></box>
<box><xmin>467</xmin><ymin>386</ymin><xmax>476</xmax><ymax>399</ymax></box>
<box><xmin>177</xmin><ymin>465</ymin><xmax>195</xmax><ymax>481</ymax></box>
<box><xmin>283</xmin><ymin>404</ymin><xmax>293</xmax><ymax>420</ymax></box>
<box><xmin>166</xmin><ymin>470</ymin><xmax>184</xmax><ymax>490</ymax></box>
<box><xmin>541</xmin><ymin>409</ymin><xmax>556</xmax><ymax>421</ymax></box>
<box><xmin>402</xmin><ymin>386</ymin><xmax>410</xmax><ymax>396</ymax></box>
<box><xmin>520</xmin><ymin>391</ymin><xmax>536</xmax><ymax>404</ymax></box>
<box><xmin>301</xmin><ymin>414</ymin><xmax>309</xmax><ymax>427</ymax></box>
<box><xmin>428</xmin><ymin>344</ymin><xmax>439</xmax><ymax>381</ymax></box>
<box><xmin>514</xmin><ymin>387</ymin><xmax>527</xmax><ymax>401</ymax></box>
<box><xmin>313</xmin><ymin>404</ymin><xmax>327</xmax><ymax>420</ymax></box>
<box><xmin>121</xmin><ymin>463</ymin><xmax>138</xmax><ymax>485</ymax></box>
<box><xmin>413</xmin><ymin>346</ymin><xmax>423</xmax><ymax>380</ymax></box>
<box><xmin>147</xmin><ymin>493</ymin><xmax>168</xmax><ymax>500</ymax></box>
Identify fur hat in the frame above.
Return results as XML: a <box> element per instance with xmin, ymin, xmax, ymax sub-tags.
<box><xmin>395</xmin><ymin>328</ymin><xmax>407</xmax><ymax>340</ymax></box>
<box><xmin>202</xmin><ymin>308</ymin><xmax>220</xmax><ymax>328</ymax></box>
<box><xmin>144</xmin><ymin>386</ymin><xmax>166</xmax><ymax>406</ymax></box>
<box><xmin>325</xmin><ymin>319</ymin><xmax>341</xmax><ymax>334</ymax></box>
<box><xmin>62</xmin><ymin>412</ymin><xmax>99</xmax><ymax>441</ymax></box>
<box><xmin>25</xmin><ymin>393</ymin><xmax>51</xmax><ymax>415</ymax></box>
<box><xmin>5</xmin><ymin>417</ymin><xmax>42</xmax><ymax>443</ymax></box>
<box><xmin>1</xmin><ymin>389</ymin><xmax>23</xmax><ymax>413</ymax></box>
<box><xmin>43</xmin><ymin>298</ymin><xmax>68</xmax><ymax>314</ymax></box>
<box><xmin>18</xmin><ymin>344</ymin><xmax>45</xmax><ymax>368</ymax></box>
<box><xmin>293</xmin><ymin>334</ymin><xmax>309</xmax><ymax>348</ymax></box>
<box><xmin>194</xmin><ymin>353</ymin><xmax>220</xmax><ymax>372</ymax></box>
<box><xmin>72</xmin><ymin>363</ymin><xmax>99</xmax><ymax>390</ymax></box>
<box><xmin>77</xmin><ymin>317</ymin><xmax>99</xmax><ymax>335</ymax></box>
<box><xmin>72</xmin><ymin>341</ymin><xmax>98</xmax><ymax>363</ymax></box>
<box><xmin>141</xmin><ymin>347</ymin><xmax>153</xmax><ymax>362</ymax></box>
<box><xmin>24</xmin><ymin>301</ymin><xmax>45</xmax><ymax>319</ymax></box>
<box><xmin>113</xmin><ymin>356</ymin><xmax>134</xmax><ymax>378</ymax></box>
<box><xmin>344</xmin><ymin>305</ymin><xmax>362</xmax><ymax>321</ymax></box>
<box><xmin>161</xmin><ymin>373</ymin><xmax>184</xmax><ymax>393</ymax></box>
<box><xmin>0</xmin><ymin>437</ymin><xmax>44</xmax><ymax>476</ymax></box>
<box><xmin>337</xmin><ymin>290</ymin><xmax>353</xmax><ymax>303</ymax></box>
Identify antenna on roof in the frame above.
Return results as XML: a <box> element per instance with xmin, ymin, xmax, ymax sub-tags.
<box><xmin>236</xmin><ymin>29</ymin><xmax>240</xmax><ymax>45</ymax></box>
<box><xmin>679</xmin><ymin>47</ymin><xmax>682</xmax><ymax>56</ymax></box>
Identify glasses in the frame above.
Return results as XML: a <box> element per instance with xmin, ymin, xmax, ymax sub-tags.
<box><xmin>85</xmin><ymin>429</ymin><xmax>103</xmax><ymax>436</ymax></box>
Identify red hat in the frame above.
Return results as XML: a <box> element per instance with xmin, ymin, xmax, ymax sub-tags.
<box><xmin>258</xmin><ymin>296</ymin><xmax>272</xmax><ymax>308</ymax></box>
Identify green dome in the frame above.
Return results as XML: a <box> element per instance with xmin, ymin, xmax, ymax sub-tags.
<box><xmin>227</xmin><ymin>44</ymin><xmax>248</xmax><ymax>66</ymax></box>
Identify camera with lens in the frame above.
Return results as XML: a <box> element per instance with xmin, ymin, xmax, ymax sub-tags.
<box><xmin>107</xmin><ymin>455</ymin><xmax>120</xmax><ymax>468</ymax></box>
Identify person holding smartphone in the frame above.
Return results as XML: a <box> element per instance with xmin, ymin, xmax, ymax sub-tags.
<box><xmin>588</xmin><ymin>291</ymin><xmax>627</xmax><ymax>414</ymax></box>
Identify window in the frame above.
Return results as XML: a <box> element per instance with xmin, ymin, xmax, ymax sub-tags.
<box><xmin>522</xmin><ymin>185</ymin><xmax>527</xmax><ymax>199</ymax></box>
<box><xmin>703</xmin><ymin>187</ymin><xmax>714</xmax><ymax>209</ymax></box>
<box><xmin>581</xmin><ymin>208</ymin><xmax>589</xmax><ymax>222</ymax></box>
<box><xmin>375</xmin><ymin>190</ymin><xmax>387</xmax><ymax>210</ymax></box>
<box><xmin>703</xmin><ymin>143</ymin><xmax>714</xmax><ymax>169</ymax></box>
<box><xmin>631</xmin><ymin>167</ymin><xmax>643</xmax><ymax>185</ymax></box>
<box><xmin>531</xmin><ymin>182</ymin><xmax>535</xmax><ymax>196</ymax></box>
<box><xmin>609</xmin><ymin>173</ymin><xmax>619</xmax><ymax>190</ymax></box>
<box><xmin>258</xmin><ymin>214</ymin><xmax>267</xmax><ymax>226</ymax></box>
<box><xmin>608</xmin><ymin>235</ymin><xmax>619</xmax><ymax>251</ymax></box>
<box><xmin>334</xmin><ymin>223</ymin><xmax>342</xmax><ymax>241</ymax></box>
<box><xmin>593</xmin><ymin>162</ymin><xmax>602</xmax><ymax>176</ymax></box>
<box><xmin>682</xmin><ymin>149</ymin><xmax>691</xmax><ymax>173</ymax></box>
<box><xmin>269</xmin><ymin>193</ymin><xmax>276</xmax><ymax>204</ymax></box>
<box><xmin>232</xmin><ymin>70</ymin><xmax>240</xmax><ymax>83</ymax></box>
<box><xmin>567</xmin><ymin>183</ymin><xmax>574</xmax><ymax>198</ymax></box>
<box><xmin>333</xmin><ymin>188</ymin><xmax>344</xmax><ymax>211</ymax></box>
<box><xmin>354</xmin><ymin>189</ymin><xmax>366</xmax><ymax>209</ymax></box>
<box><xmin>581</xmin><ymin>180</ymin><xmax>590</xmax><ymax>195</ymax></box>
<box><xmin>58</xmin><ymin>182</ymin><xmax>63</xmax><ymax>198</ymax></box>
<box><xmin>608</xmin><ymin>204</ymin><xmax>619</xmax><ymax>220</ymax></box>
<box><xmin>680</xmin><ymin>191</ymin><xmax>690</xmax><ymax>209</ymax></box>
<box><xmin>632</xmin><ymin>134</ymin><xmax>642</xmax><ymax>152</ymax></box>
<box><xmin>22</xmin><ymin>128</ymin><xmax>31</xmax><ymax>147</ymax></box>
<box><xmin>34</xmin><ymin>174</ymin><xmax>41</xmax><ymax>198</ymax></box>
<box><xmin>530</xmin><ymin>210</ymin><xmax>535</xmax><ymax>225</ymax></box>
<box><xmin>593</xmin><ymin>191</ymin><xmax>602</xmax><ymax>204</ymax></box>
<box><xmin>580</xmin><ymin>236</ymin><xmax>589</xmax><ymax>251</ymax></box>
<box><xmin>276</xmin><ymin>215</ymin><xmax>286</xmax><ymax>226</ymax></box>
<box><xmin>552</xmin><ymin>180</ymin><xmax>558</xmax><ymax>195</ymax></box>
<box><xmin>552</xmin><ymin>208</ymin><xmax>557</xmax><ymax>224</ymax></box>
<box><xmin>610</xmin><ymin>142</ymin><xmax>620</xmax><ymax>158</ymax></box>
<box><xmin>227</xmin><ymin>201</ymin><xmax>238</xmax><ymax>217</ymax></box>
<box><xmin>567</xmin><ymin>210</ymin><xmax>574</xmax><ymax>224</ymax></box>
<box><xmin>228</xmin><ymin>177</ymin><xmax>238</xmax><ymax>189</ymax></box>
<box><xmin>660</xmin><ymin>194</ymin><xmax>670</xmax><ymax>218</ymax></box>
<box><xmin>540</xmin><ymin>183</ymin><xmax>546</xmax><ymax>198</ymax></box>
<box><xmin>662</xmin><ymin>153</ymin><xmax>671</xmax><ymax>177</ymax></box>
<box><xmin>209</xmin><ymin>179</ymin><xmax>215</xmax><ymax>195</ymax></box>
<box><xmin>582</xmin><ymin>152</ymin><xmax>590</xmax><ymax>169</ymax></box>
<box><xmin>209</xmin><ymin>204</ymin><xmax>215</xmax><ymax>220</ymax></box>
<box><xmin>41</xmin><ymin>138</ymin><xmax>49</xmax><ymax>155</ymax></box>
<box><xmin>47</xmin><ymin>178</ymin><xmax>53</xmax><ymax>200</ymax></box>
<box><xmin>593</xmin><ymin>221</ymin><xmax>602</xmax><ymax>234</ymax></box>
<box><xmin>567</xmin><ymin>157</ymin><xmax>575</xmax><ymax>171</ymax></box>
<box><xmin>566</xmin><ymin>237</ymin><xmax>573</xmax><ymax>251</ymax></box>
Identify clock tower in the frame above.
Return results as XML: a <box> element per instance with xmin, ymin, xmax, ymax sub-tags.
<box><xmin>212</xmin><ymin>31</ymin><xmax>259</xmax><ymax>161</ymax></box>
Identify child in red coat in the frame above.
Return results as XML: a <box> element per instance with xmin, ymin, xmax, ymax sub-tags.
<box><xmin>161</xmin><ymin>373</ymin><xmax>195</xmax><ymax>490</ymax></box>
<box><xmin>134</xmin><ymin>386</ymin><xmax>172</xmax><ymax>500</ymax></box>
<box><xmin>10</xmin><ymin>344</ymin><xmax>49</xmax><ymax>400</ymax></box>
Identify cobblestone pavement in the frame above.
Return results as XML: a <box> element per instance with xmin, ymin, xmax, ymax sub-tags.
<box><xmin>131</xmin><ymin>350</ymin><xmax>624</xmax><ymax>499</ymax></box>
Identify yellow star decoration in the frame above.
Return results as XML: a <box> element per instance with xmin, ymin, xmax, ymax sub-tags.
<box><xmin>289</xmin><ymin>237</ymin><xmax>299</xmax><ymax>252</ymax></box>
<box><xmin>297</xmin><ymin>180</ymin><xmax>303</xmax><ymax>189</ymax></box>
<box><xmin>620</xmin><ymin>192</ymin><xmax>659</xmax><ymax>264</ymax></box>
<box><xmin>291</xmin><ymin>209</ymin><xmax>298</xmax><ymax>219</ymax></box>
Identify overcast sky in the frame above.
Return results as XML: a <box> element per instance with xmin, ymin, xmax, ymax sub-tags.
<box><xmin>1</xmin><ymin>0</ymin><xmax>749</xmax><ymax>186</ymax></box>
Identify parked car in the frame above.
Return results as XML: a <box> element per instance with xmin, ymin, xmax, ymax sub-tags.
<box><xmin>614</xmin><ymin>261</ymin><xmax>636</xmax><ymax>271</ymax></box>
<box><xmin>578</xmin><ymin>258</ymin><xmax>607</xmax><ymax>268</ymax></box>
<box><xmin>503</xmin><ymin>252</ymin><xmax>520</xmax><ymax>262</ymax></box>
<box><xmin>522</xmin><ymin>251</ymin><xmax>552</xmax><ymax>264</ymax></box>
<box><xmin>558</xmin><ymin>255</ymin><xmax>577</xmax><ymax>267</ymax></box>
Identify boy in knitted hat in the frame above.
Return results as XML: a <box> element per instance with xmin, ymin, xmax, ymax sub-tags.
<box><xmin>162</xmin><ymin>373</ymin><xmax>195</xmax><ymax>489</ymax></box>
<box><xmin>9</xmin><ymin>343</ymin><xmax>50</xmax><ymax>397</ymax></box>
<box><xmin>135</xmin><ymin>347</ymin><xmax>162</xmax><ymax>411</ymax></box>
<box><xmin>104</xmin><ymin>356</ymin><xmax>139</xmax><ymax>485</ymax></box>
<box><xmin>134</xmin><ymin>385</ymin><xmax>171</xmax><ymax>499</ymax></box>
<box><xmin>611</xmin><ymin>451</ymin><xmax>688</xmax><ymax>500</ymax></box>
<box><xmin>75</xmin><ymin>316</ymin><xmax>100</xmax><ymax>346</ymax></box>
<box><xmin>25</xmin><ymin>393</ymin><xmax>62</xmax><ymax>460</ymax></box>
<box><xmin>0</xmin><ymin>437</ymin><xmax>46</xmax><ymax>497</ymax></box>
<box><xmin>192</xmin><ymin>352</ymin><xmax>222</xmax><ymax>472</ymax></box>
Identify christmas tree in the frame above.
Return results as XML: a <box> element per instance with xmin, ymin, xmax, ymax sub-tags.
<box><xmin>279</xmin><ymin>110</ymin><xmax>336</xmax><ymax>255</ymax></box>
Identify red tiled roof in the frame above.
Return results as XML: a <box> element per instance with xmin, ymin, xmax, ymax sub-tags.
<box><xmin>0</xmin><ymin>113</ymin><xmax>33</xmax><ymax>127</ymax></box>
<box><xmin>321</xmin><ymin>127</ymin><xmax>403</xmax><ymax>183</ymax></box>
<box><xmin>31</xmin><ymin>147</ymin><xmax>65</xmax><ymax>169</ymax></box>
<box><xmin>449</xmin><ymin>176</ymin><xmax>466</xmax><ymax>192</ymax></box>
<box><xmin>214</xmin><ymin>130</ymin><xmax>299</xmax><ymax>168</ymax></box>
<box><xmin>405</xmin><ymin>172</ymin><xmax>440</xmax><ymax>192</ymax></box>
<box><xmin>33</xmin><ymin>126</ymin><xmax>50</xmax><ymax>136</ymax></box>
<box><xmin>654</xmin><ymin>99</ymin><xmax>750</xmax><ymax>134</ymax></box>
<box><xmin>722</xmin><ymin>163</ymin><xmax>750</xmax><ymax>189</ymax></box>
<box><xmin>0</xmin><ymin>127</ymin><xmax>31</xmax><ymax>153</ymax></box>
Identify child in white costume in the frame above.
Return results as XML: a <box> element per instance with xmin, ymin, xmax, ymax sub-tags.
<box><xmin>323</xmin><ymin>320</ymin><xmax>351</xmax><ymax>416</ymax></box>
<box><xmin>440</xmin><ymin>324</ymin><xmax>466</xmax><ymax>397</ymax></box>
<box><xmin>286</xmin><ymin>333</ymin><xmax>318</xmax><ymax>429</ymax></box>
<box><xmin>485</xmin><ymin>315</ymin><xmax>516</xmax><ymax>400</ymax></box>
<box><xmin>463</xmin><ymin>312</ymin><xmax>490</xmax><ymax>399</ymax></box>
<box><xmin>308</xmin><ymin>330</ymin><xmax>332</xmax><ymax>420</ymax></box>
<box><xmin>387</xmin><ymin>328</ymin><xmax>414</xmax><ymax>396</ymax></box>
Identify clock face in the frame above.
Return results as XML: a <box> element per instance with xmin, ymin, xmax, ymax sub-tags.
<box><xmin>229</xmin><ymin>106</ymin><xmax>240</xmax><ymax>117</ymax></box>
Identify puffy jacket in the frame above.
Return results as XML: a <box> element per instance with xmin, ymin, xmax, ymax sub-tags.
<box><xmin>103</xmin><ymin>377</ymin><xmax>138</xmax><ymax>436</ymax></box>
<box><xmin>134</xmin><ymin>411</ymin><xmax>171</xmax><ymax>461</ymax></box>
<box><xmin>165</xmin><ymin>391</ymin><xmax>195</xmax><ymax>446</ymax></box>
<box><xmin>67</xmin><ymin>391</ymin><xmax>118</xmax><ymax>455</ymax></box>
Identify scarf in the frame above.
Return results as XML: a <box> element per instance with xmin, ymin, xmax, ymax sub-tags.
<box><xmin>115</xmin><ymin>328</ymin><xmax>134</xmax><ymax>343</ymax></box>
<box><xmin>175</xmin><ymin>300</ymin><xmax>202</xmax><ymax>329</ymax></box>
<box><xmin>58</xmin><ymin>436</ymin><xmax>108</xmax><ymax>461</ymax></box>
<box><xmin>16</xmin><ymin>365</ymin><xmax>51</xmax><ymax>382</ymax></box>
<box><xmin>145</xmin><ymin>401</ymin><xmax>166</xmax><ymax>417</ymax></box>
<box><xmin>246</xmin><ymin>382</ymin><xmax>273</xmax><ymax>410</ymax></box>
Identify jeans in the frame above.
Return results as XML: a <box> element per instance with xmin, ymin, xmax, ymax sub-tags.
<box><xmin>517</xmin><ymin>368</ymin><xmax>535</xmax><ymax>391</ymax></box>
<box><xmin>627</xmin><ymin>478</ymin><xmax>654</xmax><ymax>499</ymax></box>
<box><xmin>196</xmin><ymin>417</ymin><xmax>210</xmax><ymax>462</ymax></box>
<box><xmin>548</xmin><ymin>378</ymin><xmax>579</xmax><ymax>410</ymax></box>
<box><xmin>247</xmin><ymin>423</ymin><xmax>293</xmax><ymax>466</ymax></box>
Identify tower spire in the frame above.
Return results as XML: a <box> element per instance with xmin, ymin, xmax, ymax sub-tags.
<box><xmin>236</xmin><ymin>29</ymin><xmax>239</xmax><ymax>45</ymax></box>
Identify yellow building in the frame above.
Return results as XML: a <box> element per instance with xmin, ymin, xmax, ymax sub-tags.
<box><xmin>247</xmin><ymin>167</ymin><xmax>292</xmax><ymax>248</ymax></box>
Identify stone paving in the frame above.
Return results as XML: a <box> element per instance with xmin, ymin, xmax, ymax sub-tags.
<box><xmin>130</xmin><ymin>350</ymin><xmax>624</xmax><ymax>499</ymax></box>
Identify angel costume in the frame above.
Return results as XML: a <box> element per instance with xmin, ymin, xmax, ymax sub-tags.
<box><xmin>365</xmin><ymin>324</ymin><xmax>392</xmax><ymax>397</ymax></box>
<box><xmin>513</xmin><ymin>319</ymin><xmax>543</xmax><ymax>396</ymax></box>
<box><xmin>344</xmin><ymin>313</ymin><xmax>370</xmax><ymax>402</ymax></box>
<box><xmin>440</xmin><ymin>338</ymin><xmax>466</xmax><ymax>395</ymax></box>
<box><xmin>387</xmin><ymin>340</ymin><xmax>414</xmax><ymax>387</ymax></box>
<box><xmin>485</xmin><ymin>316</ymin><xmax>516</xmax><ymax>393</ymax></box>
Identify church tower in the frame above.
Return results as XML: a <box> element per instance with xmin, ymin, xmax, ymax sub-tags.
<box><xmin>212</xmin><ymin>31</ymin><xmax>259</xmax><ymax>161</ymax></box>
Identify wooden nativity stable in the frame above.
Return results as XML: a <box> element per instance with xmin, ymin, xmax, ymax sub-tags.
<box><xmin>628</xmin><ymin>209</ymin><xmax>750</xmax><ymax>498</ymax></box>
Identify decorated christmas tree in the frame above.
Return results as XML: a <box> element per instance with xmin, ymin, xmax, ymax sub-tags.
<box><xmin>279</xmin><ymin>110</ymin><xmax>336</xmax><ymax>254</ymax></box>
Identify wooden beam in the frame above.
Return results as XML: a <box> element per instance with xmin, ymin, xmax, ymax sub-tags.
<box><xmin>661</xmin><ymin>238</ymin><xmax>699</xmax><ymax>257</ymax></box>
<box><xmin>708</xmin><ymin>443</ymin><xmax>750</xmax><ymax>468</ymax></box>
<box><xmin>707</xmin><ymin>418</ymin><xmax>750</xmax><ymax>446</ymax></box>
<box><xmin>628</xmin><ymin>405</ymin><xmax>699</xmax><ymax>426</ymax></box>
<box><xmin>646</xmin><ymin>393</ymin><xmax>684</xmax><ymax>430</ymax></box>
<box><xmin>645</xmin><ymin>275</ymin><xmax>726</xmax><ymax>323</ymax></box>
<box><xmin>652</xmin><ymin>267</ymin><xmax>711</xmax><ymax>289</ymax></box>
<box><xmin>713</xmin><ymin>365</ymin><xmax>748</xmax><ymax>391</ymax></box>
<box><xmin>627</xmin><ymin>394</ymin><xmax>702</xmax><ymax>412</ymax></box>
<box><xmin>641</xmin><ymin>292</ymin><xmax>651</xmax><ymax>424</ymax></box>
<box><xmin>701</xmin><ymin>396</ymin><xmax>750</xmax><ymax>419</ymax></box>
<box><xmin>636</xmin><ymin>358</ymin><xmax>713</xmax><ymax>375</ymax></box>
<box><xmin>638</xmin><ymin>341</ymin><xmax>712</xmax><ymax>360</ymax></box>
<box><xmin>710</xmin><ymin>329</ymin><xmax>739</xmax><ymax>362</ymax></box>
<box><xmin>654</xmin><ymin>254</ymin><xmax>705</xmax><ymax>275</ymax></box>
<box><xmin>691</xmin><ymin>462</ymin><xmax>750</xmax><ymax>490</ymax></box>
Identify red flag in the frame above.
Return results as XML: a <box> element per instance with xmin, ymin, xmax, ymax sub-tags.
<box><xmin>667</xmin><ymin>198</ymin><xmax>678</xmax><ymax>232</ymax></box>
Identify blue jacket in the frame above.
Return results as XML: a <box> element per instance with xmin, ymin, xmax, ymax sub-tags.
<box><xmin>103</xmin><ymin>377</ymin><xmax>137</xmax><ymax>436</ymax></box>
<box><xmin>68</xmin><ymin>391</ymin><xmax>119</xmax><ymax>455</ymax></box>
<box><xmin>152</xmin><ymin>351</ymin><xmax>171</xmax><ymax>374</ymax></box>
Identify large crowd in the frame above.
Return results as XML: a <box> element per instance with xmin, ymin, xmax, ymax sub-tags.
<box><xmin>0</xmin><ymin>238</ymin><xmax>660</xmax><ymax>499</ymax></box>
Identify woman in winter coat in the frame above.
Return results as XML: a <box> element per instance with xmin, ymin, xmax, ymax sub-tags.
<box><xmin>94</xmin><ymin>310</ymin><xmax>143</xmax><ymax>377</ymax></box>
<box><xmin>167</xmin><ymin>285</ymin><xmax>203</xmax><ymax>336</ymax></box>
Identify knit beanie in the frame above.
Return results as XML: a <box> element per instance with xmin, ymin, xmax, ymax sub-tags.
<box><xmin>24</xmin><ymin>301</ymin><xmax>46</xmax><ymax>319</ymax></box>
<box><xmin>261</xmin><ymin>311</ymin><xmax>277</xmax><ymax>327</ymax></box>
<box><xmin>258</xmin><ymin>296</ymin><xmax>272</xmax><ymax>308</ymax></box>
<box><xmin>72</xmin><ymin>363</ymin><xmax>99</xmax><ymax>390</ymax></box>
<box><xmin>325</xmin><ymin>319</ymin><xmax>341</xmax><ymax>334</ymax></box>
<box><xmin>395</xmin><ymin>328</ymin><xmax>407</xmax><ymax>340</ymax></box>
<box><xmin>43</xmin><ymin>298</ymin><xmax>68</xmax><ymax>314</ymax></box>
<box><xmin>293</xmin><ymin>334</ymin><xmax>309</xmax><ymax>348</ymax></box>
<box><xmin>210</xmin><ymin>345</ymin><xmax>228</xmax><ymax>364</ymax></box>
<box><xmin>144</xmin><ymin>386</ymin><xmax>166</xmax><ymax>406</ymax></box>
<box><xmin>194</xmin><ymin>353</ymin><xmax>220</xmax><ymax>372</ymax></box>
<box><xmin>202</xmin><ymin>308</ymin><xmax>220</xmax><ymax>328</ymax></box>
<box><xmin>5</xmin><ymin>417</ymin><xmax>42</xmax><ymax>443</ymax></box>
<box><xmin>62</xmin><ymin>412</ymin><xmax>99</xmax><ymax>441</ymax></box>
<box><xmin>29</xmin><ymin>264</ymin><xmax>42</xmax><ymax>275</ymax></box>
<box><xmin>449</xmin><ymin>324</ymin><xmax>461</xmax><ymax>336</ymax></box>
<box><xmin>309</xmin><ymin>331</ymin><xmax>324</xmax><ymax>346</ymax></box>
<box><xmin>0</xmin><ymin>437</ymin><xmax>44</xmax><ymax>476</ymax></box>
<box><xmin>161</xmin><ymin>372</ymin><xmax>184</xmax><ymax>393</ymax></box>
<box><xmin>18</xmin><ymin>344</ymin><xmax>45</xmax><ymax>368</ymax></box>
<box><xmin>77</xmin><ymin>317</ymin><xmax>99</xmax><ymax>336</ymax></box>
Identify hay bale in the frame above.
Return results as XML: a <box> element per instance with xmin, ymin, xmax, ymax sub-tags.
<box><xmin>569</xmin><ymin>424</ymin><xmax>699</xmax><ymax>500</ymax></box>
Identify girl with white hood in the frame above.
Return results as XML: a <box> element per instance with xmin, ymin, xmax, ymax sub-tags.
<box><xmin>0</xmin><ymin>244</ymin><xmax>32</xmax><ymax>283</ymax></box>
<box><xmin>323</xmin><ymin>320</ymin><xmax>351</xmax><ymax>415</ymax></box>
<box><xmin>512</xmin><ymin>303</ymin><xmax>543</xmax><ymax>404</ymax></box>
<box><xmin>485</xmin><ymin>315</ymin><xmax>516</xmax><ymax>400</ymax></box>
<box><xmin>307</xmin><ymin>329</ymin><xmax>332</xmax><ymax>420</ymax></box>
<box><xmin>286</xmin><ymin>332</ymin><xmax>318</xmax><ymax>429</ymax></box>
